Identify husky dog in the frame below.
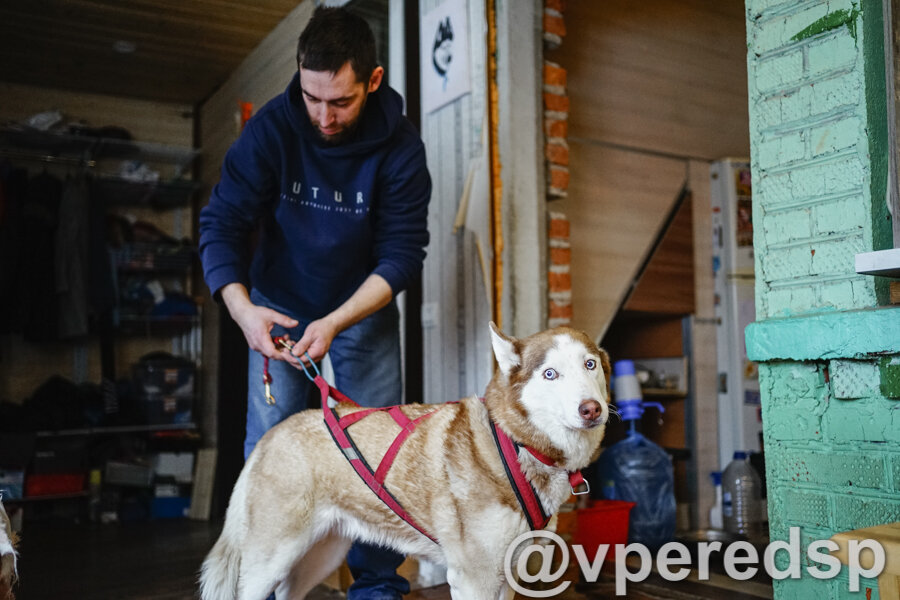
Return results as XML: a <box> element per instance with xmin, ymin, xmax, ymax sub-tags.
<box><xmin>201</xmin><ymin>323</ymin><xmax>610</xmax><ymax>600</ymax></box>
<box><xmin>0</xmin><ymin>497</ymin><xmax>17</xmax><ymax>600</ymax></box>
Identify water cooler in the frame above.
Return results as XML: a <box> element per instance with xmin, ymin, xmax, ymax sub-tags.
<box><xmin>592</xmin><ymin>359</ymin><xmax>677</xmax><ymax>550</ymax></box>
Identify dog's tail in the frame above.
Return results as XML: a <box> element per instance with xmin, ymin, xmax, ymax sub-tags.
<box><xmin>199</xmin><ymin>528</ymin><xmax>240</xmax><ymax>600</ymax></box>
<box><xmin>199</xmin><ymin>461</ymin><xmax>253</xmax><ymax>600</ymax></box>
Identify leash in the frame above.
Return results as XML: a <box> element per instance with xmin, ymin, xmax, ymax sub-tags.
<box><xmin>261</xmin><ymin>335</ymin><xmax>298</xmax><ymax>405</ymax></box>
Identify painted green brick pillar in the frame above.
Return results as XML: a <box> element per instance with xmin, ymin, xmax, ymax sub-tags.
<box><xmin>744</xmin><ymin>0</ymin><xmax>900</xmax><ymax>598</ymax></box>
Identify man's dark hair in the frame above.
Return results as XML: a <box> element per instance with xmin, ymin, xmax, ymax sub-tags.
<box><xmin>297</xmin><ymin>6</ymin><xmax>377</xmax><ymax>83</ymax></box>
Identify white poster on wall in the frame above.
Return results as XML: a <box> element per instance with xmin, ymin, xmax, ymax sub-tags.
<box><xmin>421</xmin><ymin>0</ymin><xmax>471</xmax><ymax>114</ymax></box>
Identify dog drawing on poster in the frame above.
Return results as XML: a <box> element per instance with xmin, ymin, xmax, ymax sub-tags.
<box><xmin>432</xmin><ymin>17</ymin><xmax>454</xmax><ymax>91</ymax></box>
<box><xmin>421</xmin><ymin>0</ymin><xmax>471</xmax><ymax>114</ymax></box>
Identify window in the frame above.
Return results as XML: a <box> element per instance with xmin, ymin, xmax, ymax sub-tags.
<box><xmin>854</xmin><ymin>0</ymin><xmax>900</xmax><ymax>276</ymax></box>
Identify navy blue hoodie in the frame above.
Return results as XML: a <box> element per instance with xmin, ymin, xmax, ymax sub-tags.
<box><xmin>199</xmin><ymin>73</ymin><xmax>431</xmax><ymax>320</ymax></box>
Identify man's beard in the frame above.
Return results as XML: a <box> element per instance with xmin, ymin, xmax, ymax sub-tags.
<box><xmin>313</xmin><ymin>94</ymin><xmax>367</xmax><ymax>146</ymax></box>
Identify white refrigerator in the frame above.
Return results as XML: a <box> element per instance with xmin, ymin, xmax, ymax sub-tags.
<box><xmin>711</xmin><ymin>159</ymin><xmax>761</xmax><ymax>471</ymax></box>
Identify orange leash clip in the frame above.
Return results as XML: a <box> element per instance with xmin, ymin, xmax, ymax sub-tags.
<box><xmin>262</xmin><ymin>335</ymin><xmax>295</xmax><ymax>405</ymax></box>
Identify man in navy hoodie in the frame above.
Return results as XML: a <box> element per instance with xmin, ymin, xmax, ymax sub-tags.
<box><xmin>198</xmin><ymin>6</ymin><xmax>431</xmax><ymax>598</ymax></box>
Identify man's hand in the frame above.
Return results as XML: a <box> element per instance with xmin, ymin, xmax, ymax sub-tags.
<box><xmin>221</xmin><ymin>274</ymin><xmax>392</xmax><ymax>370</ymax></box>
<box><xmin>290</xmin><ymin>317</ymin><xmax>339</xmax><ymax>365</ymax></box>
<box><xmin>221</xmin><ymin>283</ymin><xmax>299</xmax><ymax>362</ymax></box>
<box><xmin>288</xmin><ymin>274</ymin><xmax>392</xmax><ymax>367</ymax></box>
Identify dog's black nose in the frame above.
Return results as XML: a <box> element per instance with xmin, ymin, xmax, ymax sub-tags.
<box><xmin>579</xmin><ymin>399</ymin><xmax>603</xmax><ymax>422</ymax></box>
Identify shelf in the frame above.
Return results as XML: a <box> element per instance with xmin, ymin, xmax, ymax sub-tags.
<box><xmin>115</xmin><ymin>314</ymin><xmax>200</xmax><ymax>337</ymax></box>
<box><xmin>35</xmin><ymin>423</ymin><xmax>197</xmax><ymax>438</ymax></box>
<box><xmin>1</xmin><ymin>125</ymin><xmax>204</xmax><ymax>525</ymax></box>
<box><xmin>634</xmin><ymin>357</ymin><xmax>689</xmax><ymax>397</ymax></box>
<box><xmin>4</xmin><ymin>491</ymin><xmax>89</xmax><ymax>504</ymax></box>
<box><xmin>0</xmin><ymin>126</ymin><xmax>199</xmax><ymax>172</ymax></box>
<box><xmin>855</xmin><ymin>248</ymin><xmax>900</xmax><ymax>278</ymax></box>
<box><xmin>112</xmin><ymin>243</ymin><xmax>195</xmax><ymax>273</ymax></box>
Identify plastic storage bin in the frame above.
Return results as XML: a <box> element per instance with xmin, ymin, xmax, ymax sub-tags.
<box><xmin>574</xmin><ymin>499</ymin><xmax>636</xmax><ymax>560</ymax></box>
<box><xmin>24</xmin><ymin>473</ymin><xmax>85</xmax><ymax>497</ymax></box>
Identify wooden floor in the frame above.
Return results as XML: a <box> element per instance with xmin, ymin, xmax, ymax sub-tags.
<box><xmin>14</xmin><ymin>519</ymin><xmax>223</xmax><ymax>600</ymax></box>
<box><xmin>11</xmin><ymin>519</ymin><xmax>773</xmax><ymax>599</ymax></box>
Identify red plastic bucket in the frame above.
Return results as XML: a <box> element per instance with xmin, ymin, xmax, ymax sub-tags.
<box><xmin>573</xmin><ymin>499</ymin><xmax>636</xmax><ymax>560</ymax></box>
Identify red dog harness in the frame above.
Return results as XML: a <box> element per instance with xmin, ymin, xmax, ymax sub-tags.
<box><xmin>268</xmin><ymin>343</ymin><xmax>589</xmax><ymax>542</ymax></box>
<box><xmin>317</xmin><ymin>376</ymin><xmax>590</xmax><ymax>540</ymax></box>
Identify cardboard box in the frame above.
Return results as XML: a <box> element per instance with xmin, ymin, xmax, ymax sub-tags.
<box><xmin>151</xmin><ymin>452</ymin><xmax>194</xmax><ymax>483</ymax></box>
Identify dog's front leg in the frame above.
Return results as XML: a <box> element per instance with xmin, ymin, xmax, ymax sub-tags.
<box><xmin>496</xmin><ymin>582</ymin><xmax>515</xmax><ymax>600</ymax></box>
<box><xmin>446</xmin><ymin>565</ymin><xmax>504</xmax><ymax>600</ymax></box>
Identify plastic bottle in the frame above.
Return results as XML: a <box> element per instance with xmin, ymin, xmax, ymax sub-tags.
<box><xmin>709</xmin><ymin>471</ymin><xmax>723</xmax><ymax>529</ymax></box>
<box><xmin>722</xmin><ymin>451</ymin><xmax>762</xmax><ymax>537</ymax></box>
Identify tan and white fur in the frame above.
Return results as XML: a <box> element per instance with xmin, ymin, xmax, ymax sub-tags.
<box><xmin>200</xmin><ymin>322</ymin><xmax>611</xmax><ymax>600</ymax></box>
<box><xmin>0</xmin><ymin>497</ymin><xmax>18</xmax><ymax>600</ymax></box>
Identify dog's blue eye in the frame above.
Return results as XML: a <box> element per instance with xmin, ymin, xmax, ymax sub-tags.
<box><xmin>585</xmin><ymin>359</ymin><xmax>596</xmax><ymax>370</ymax></box>
<box><xmin>543</xmin><ymin>368</ymin><xmax>558</xmax><ymax>380</ymax></box>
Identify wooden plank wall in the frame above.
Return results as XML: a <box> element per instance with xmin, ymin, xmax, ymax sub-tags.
<box><xmin>550</xmin><ymin>0</ymin><xmax>749</xmax><ymax>340</ymax></box>
<box><xmin>624</xmin><ymin>197</ymin><xmax>695</xmax><ymax>314</ymax></box>
<box><xmin>0</xmin><ymin>82</ymin><xmax>193</xmax><ymax>146</ymax></box>
<box><xmin>555</xmin><ymin>145</ymin><xmax>687</xmax><ymax>338</ymax></box>
<box><xmin>197</xmin><ymin>4</ymin><xmax>313</xmax><ymax>191</ymax></box>
<box><xmin>0</xmin><ymin>82</ymin><xmax>193</xmax><ymax>405</ymax></box>
<box><xmin>419</xmin><ymin>0</ymin><xmax>494</xmax><ymax>404</ymax></box>
<box><xmin>548</xmin><ymin>0</ymin><xmax>750</xmax><ymax>529</ymax></box>
<box><xmin>561</xmin><ymin>0</ymin><xmax>750</xmax><ymax>162</ymax></box>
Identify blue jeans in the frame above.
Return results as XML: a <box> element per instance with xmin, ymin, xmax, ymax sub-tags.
<box><xmin>246</xmin><ymin>288</ymin><xmax>410</xmax><ymax>599</ymax></box>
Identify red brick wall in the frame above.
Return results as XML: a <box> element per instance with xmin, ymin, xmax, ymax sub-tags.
<box><xmin>545</xmin><ymin>1</ymin><xmax>571</xmax><ymax>327</ymax></box>
<box><xmin>548</xmin><ymin>211</ymin><xmax>573</xmax><ymax>327</ymax></box>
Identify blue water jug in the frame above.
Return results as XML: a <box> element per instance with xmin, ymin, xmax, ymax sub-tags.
<box><xmin>591</xmin><ymin>360</ymin><xmax>677</xmax><ymax>550</ymax></box>
<box><xmin>595</xmin><ymin>431</ymin><xmax>676</xmax><ymax>550</ymax></box>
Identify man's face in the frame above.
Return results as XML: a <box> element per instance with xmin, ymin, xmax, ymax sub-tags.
<box><xmin>299</xmin><ymin>61</ymin><xmax>383</xmax><ymax>145</ymax></box>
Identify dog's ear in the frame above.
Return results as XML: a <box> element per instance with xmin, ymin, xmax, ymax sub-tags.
<box><xmin>489</xmin><ymin>322</ymin><xmax>520</xmax><ymax>376</ymax></box>
<box><xmin>598</xmin><ymin>347</ymin><xmax>612</xmax><ymax>401</ymax></box>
